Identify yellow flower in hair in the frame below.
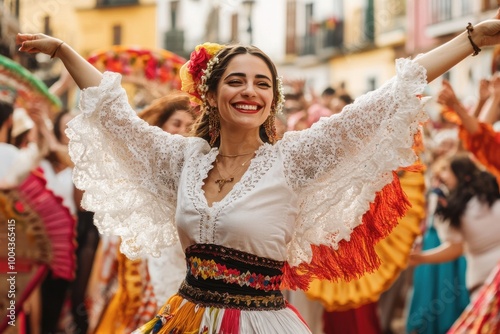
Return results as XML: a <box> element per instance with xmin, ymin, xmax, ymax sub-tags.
<box><xmin>196</xmin><ymin>43</ymin><xmax>225</xmax><ymax>57</ymax></box>
<box><xmin>180</xmin><ymin>42</ymin><xmax>225</xmax><ymax>105</ymax></box>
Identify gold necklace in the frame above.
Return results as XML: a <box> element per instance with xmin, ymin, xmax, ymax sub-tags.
<box><xmin>218</xmin><ymin>151</ymin><xmax>255</xmax><ymax>158</ymax></box>
<box><xmin>214</xmin><ymin>155</ymin><xmax>254</xmax><ymax>192</ymax></box>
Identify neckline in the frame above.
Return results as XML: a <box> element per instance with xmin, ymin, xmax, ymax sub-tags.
<box><xmin>201</xmin><ymin>145</ymin><xmax>264</xmax><ymax>210</ymax></box>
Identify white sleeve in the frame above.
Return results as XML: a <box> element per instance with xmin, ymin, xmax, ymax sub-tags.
<box><xmin>66</xmin><ymin>71</ymin><xmax>205</xmax><ymax>259</ymax></box>
<box><xmin>278</xmin><ymin>58</ymin><xmax>429</xmax><ymax>267</ymax></box>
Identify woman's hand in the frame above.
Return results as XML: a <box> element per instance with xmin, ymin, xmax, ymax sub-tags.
<box><xmin>474</xmin><ymin>9</ymin><xmax>500</xmax><ymax>48</ymax></box>
<box><xmin>491</xmin><ymin>72</ymin><xmax>500</xmax><ymax>96</ymax></box>
<box><xmin>16</xmin><ymin>33</ymin><xmax>63</xmax><ymax>58</ymax></box>
<box><xmin>437</xmin><ymin>80</ymin><xmax>460</xmax><ymax>109</ymax></box>
<box><xmin>478</xmin><ymin>79</ymin><xmax>491</xmax><ymax>103</ymax></box>
<box><xmin>408</xmin><ymin>252</ymin><xmax>424</xmax><ymax>267</ymax></box>
<box><xmin>16</xmin><ymin>32</ymin><xmax>103</xmax><ymax>89</ymax></box>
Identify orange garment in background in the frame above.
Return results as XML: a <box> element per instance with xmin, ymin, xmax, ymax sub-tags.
<box><xmin>459</xmin><ymin>123</ymin><xmax>500</xmax><ymax>183</ymax></box>
<box><xmin>94</xmin><ymin>249</ymin><xmax>157</xmax><ymax>333</ymax></box>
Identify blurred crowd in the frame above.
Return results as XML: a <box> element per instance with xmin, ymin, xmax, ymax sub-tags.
<box><xmin>1</xmin><ymin>63</ymin><xmax>499</xmax><ymax>334</ymax></box>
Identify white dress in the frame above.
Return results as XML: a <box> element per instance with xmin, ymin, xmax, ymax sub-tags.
<box><xmin>445</xmin><ymin>197</ymin><xmax>500</xmax><ymax>295</ymax></box>
<box><xmin>66</xmin><ymin>57</ymin><xmax>428</xmax><ymax>333</ymax></box>
<box><xmin>39</xmin><ymin>160</ymin><xmax>76</xmax><ymax>216</ymax></box>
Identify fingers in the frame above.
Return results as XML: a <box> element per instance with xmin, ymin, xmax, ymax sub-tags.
<box><xmin>16</xmin><ymin>33</ymin><xmax>37</xmax><ymax>45</ymax></box>
<box><xmin>18</xmin><ymin>41</ymin><xmax>37</xmax><ymax>54</ymax></box>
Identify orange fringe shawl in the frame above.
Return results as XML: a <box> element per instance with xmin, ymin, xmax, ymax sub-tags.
<box><xmin>281</xmin><ymin>171</ymin><xmax>412</xmax><ymax>290</ymax></box>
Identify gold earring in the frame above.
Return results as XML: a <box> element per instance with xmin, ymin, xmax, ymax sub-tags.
<box><xmin>208</xmin><ymin>106</ymin><xmax>220</xmax><ymax>146</ymax></box>
<box><xmin>264</xmin><ymin>115</ymin><xmax>277</xmax><ymax>144</ymax></box>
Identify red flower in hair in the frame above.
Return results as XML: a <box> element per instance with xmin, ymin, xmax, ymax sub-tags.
<box><xmin>187</xmin><ymin>47</ymin><xmax>211</xmax><ymax>82</ymax></box>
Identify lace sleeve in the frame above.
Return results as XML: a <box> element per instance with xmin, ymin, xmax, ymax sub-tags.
<box><xmin>278</xmin><ymin>58</ymin><xmax>429</xmax><ymax>287</ymax></box>
<box><xmin>66</xmin><ymin>72</ymin><xmax>201</xmax><ymax>259</ymax></box>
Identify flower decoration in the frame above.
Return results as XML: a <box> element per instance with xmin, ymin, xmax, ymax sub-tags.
<box><xmin>180</xmin><ymin>42</ymin><xmax>225</xmax><ymax>105</ymax></box>
<box><xmin>274</xmin><ymin>76</ymin><xmax>285</xmax><ymax>115</ymax></box>
<box><xmin>87</xmin><ymin>46</ymin><xmax>186</xmax><ymax>89</ymax></box>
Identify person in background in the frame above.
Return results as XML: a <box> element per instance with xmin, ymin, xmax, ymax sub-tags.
<box><xmin>409</xmin><ymin>155</ymin><xmax>500</xmax><ymax>301</ymax></box>
<box><xmin>330</xmin><ymin>94</ymin><xmax>354</xmax><ymax>115</ymax></box>
<box><xmin>0</xmin><ymin>99</ymin><xmax>44</xmax><ymax>188</ymax></box>
<box><xmin>438</xmin><ymin>79</ymin><xmax>500</xmax><ymax>183</ymax></box>
<box><xmin>306</xmin><ymin>86</ymin><xmax>335</xmax><ymax>125</ymax></box>
<box><xmin>406</xmin><ymin>157</ymin><xmax>469</xmax><ymax>334</ymax></box>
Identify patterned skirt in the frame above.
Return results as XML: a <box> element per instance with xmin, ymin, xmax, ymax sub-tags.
<box><xmin>133</xmin><ymin>244</ymin><xmax>311</xmax><ymax>334</ymax></box>
<box><xmin>447</xmin><ymin>261</ymin><xmax>500</xmax><ymax>334</ymax></box>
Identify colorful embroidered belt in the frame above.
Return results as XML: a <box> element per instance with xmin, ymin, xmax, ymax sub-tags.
<box><xmin>178</xmin><ymin>243</ymin><xmax>286</xmax><ymax>310</ymax></box>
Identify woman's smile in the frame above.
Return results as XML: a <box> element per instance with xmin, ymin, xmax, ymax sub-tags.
<box><xmin>232</xmin><ymin>102</ymin><xmax>262</xmax><ymax>114</ymax></box>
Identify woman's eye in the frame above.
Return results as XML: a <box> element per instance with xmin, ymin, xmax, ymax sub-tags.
<box><xmin>258</xmin><ymin>82</ymin><xmax>272</xmax><ymax>88</ymax></box>
<box><xmin>228</xmin><ymin>80</ymin><xmax>243</xmax><ymax>85</ymax></box>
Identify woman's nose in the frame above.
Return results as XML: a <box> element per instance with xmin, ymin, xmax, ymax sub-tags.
<box><xmin>241</xmin><ymin>83</ymin><xmax>257</xmax><ymax>97</ymax></box>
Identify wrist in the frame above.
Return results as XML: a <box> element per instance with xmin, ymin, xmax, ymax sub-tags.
<box><xmin>51</xmin><ymin>41</ymin><xmax>65</xmax><ymax>59</ymax></box>
<box><xmin>466</xmin><ymin>23</ymin><xmax>481</xmax><ymax>56</ymax></box>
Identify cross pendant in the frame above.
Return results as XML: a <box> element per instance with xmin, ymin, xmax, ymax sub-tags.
<box><xmin>215</xmin><ymin>177</ymin><xmax>234</xmax><ymax>192</ymax></box>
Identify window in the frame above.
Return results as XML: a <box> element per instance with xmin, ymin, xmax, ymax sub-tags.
<box><xmin>112</xmin><ymin>25</ymin><xmax>122</xmax><ymax>45</ymax></box>
<box><xmin>43</xmin><ymin>15</ymin><xmax>51</xmax><ymax>36</ymax></box>
<box><xmin>285</xmin><ymin>0</ymin><xmax>297</xmax><ymax>54</ymax></box>
<box><xmin>231</xmin><ymin>13</ymin><xmax>238</xmax><ymax>44</ymax></box>
<box><xmin>97</xmin><ymin>0</ymin><xmax>138</xmax><ymax>8</ymax></box>
<box><xmin>367</xmin><ymin>77</ymin><xmax>376</xmax><ymax>92</ymax></box>
<box><xmin>303</xmin><ymin>3</ymin><xmax>315</xmax><ymax>55</ymax></box>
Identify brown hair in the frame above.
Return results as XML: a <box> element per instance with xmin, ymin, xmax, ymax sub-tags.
<box><xmin>137</xmin><ymin>91</ymin><xmax>196</xmax><ymax>127</ymax></box>
<box><xmin>190</xmin><ymin>45</ymin><xmax>279</xmax><ymax>146</ymax></box>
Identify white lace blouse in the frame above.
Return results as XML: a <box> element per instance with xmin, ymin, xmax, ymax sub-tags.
<box><xmin>66</xmin><ymin>57</ymin><xmax>428</xmax><ymax>273</ymax></box>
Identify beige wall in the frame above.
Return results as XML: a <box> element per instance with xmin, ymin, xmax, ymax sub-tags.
<box><xmin>329</xmin><ymin>48</ymin><xmax>396</xmax><ymax>98</ymax></box>
<box><xmin>19</xmin><ymin>1</ymin><xmax>157</xmax><ymax>56</ymax></box>
<box><xmin>76</xmin><ymin>4</ymin><xmax>157</xmax><ymax>57</ymax></box>
<box><xmin>20</xmin><ymin>0</ymin><xmax>79</xmax><ymax>45</ymax></box>
<box><xmin>18</xmin><ymin>0</ymin><xmax>158</xmax><ymax>107</ymax></box>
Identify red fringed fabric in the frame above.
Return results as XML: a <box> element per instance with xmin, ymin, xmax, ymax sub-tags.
<box><xmin>281</xmin><ymin>171</ymin><xmax>410</xmax><ymax>290</ymax></box>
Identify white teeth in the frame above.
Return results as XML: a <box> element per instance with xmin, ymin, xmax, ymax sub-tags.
<box><xmin>235</xmin><ymin>104</ymin><xmax>258</xmax><ymax>110</ymax></box>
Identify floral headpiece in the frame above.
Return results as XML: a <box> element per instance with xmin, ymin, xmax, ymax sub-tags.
<box><xmin>180</xmin><ymin>43</ymin><xmax>225</xmax><ymax>106</ymax></box>
<box><xmin>180</xmin><ymin>43</ymin><xmax>285</xmax><ymax>115</ymax></box>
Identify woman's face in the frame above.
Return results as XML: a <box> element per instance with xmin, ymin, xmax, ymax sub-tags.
<box><xmin>161</xmin><ymin>109</ymin><xmax>194</xmax><ymax>135</ymax></box>
<box><xmin>211</xmin><ymin>54</ymin><xmax>274</xmax><ymax>132</ymax></box>
<box><xmin>433</xmin><ymin>159</ymin><xmax>458</xmax><ymax>190</ymax></box>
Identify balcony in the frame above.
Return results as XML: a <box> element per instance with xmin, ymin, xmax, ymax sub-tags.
<box><xmin>426</xmin><ymin>0</ymin><xmax>474</xmax><ymax>37</ymax></box>
<box><xmin>376</xmin><ymin>0</ymin><xmax>406</xmax><ymax>47</ymax></box>
<box><xmin>96</xmin><ymin>0</ymin><xmax>139</xmax><ymax>8</ymax></box>
<box><xmin>299</xmin><ymin>18</ymin><xmax>344</xmax><ymax>58</ymax></box>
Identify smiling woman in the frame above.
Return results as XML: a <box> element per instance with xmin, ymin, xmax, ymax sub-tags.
<box><xmin>15</xmin><ymin>15</ymin><xmax>500</xmax><ymax>333</ymax></box>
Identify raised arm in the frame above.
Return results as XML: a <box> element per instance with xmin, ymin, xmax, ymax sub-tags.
<box><xmin>473</xmin><ymin>78</ymin><xmax>492</xmax><ymax>118</ymax></box>
<box><xmin>415</xmin><ymin>13</ymin><xmax>500</xmax><ymax>83</ymax></box>
<box><xmin>16</xmin><ymin>33</ymin><xmax>102</xmax><ymax>89</ymax></box>
<box><xmin>437</xmin><ymin>79</ymin><xmax>480</xmax><ymax>134</ymax></box>
<box><xmin>479</xmin><ymin>73</ymin><xmax>500</xmax><ymax>124</ymax></box>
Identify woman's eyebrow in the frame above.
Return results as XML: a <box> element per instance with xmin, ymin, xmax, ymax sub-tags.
<box><xmin>224</xmin><ymin>72</ymin><xmax>271</xmax><ymax>81</ymax></box>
